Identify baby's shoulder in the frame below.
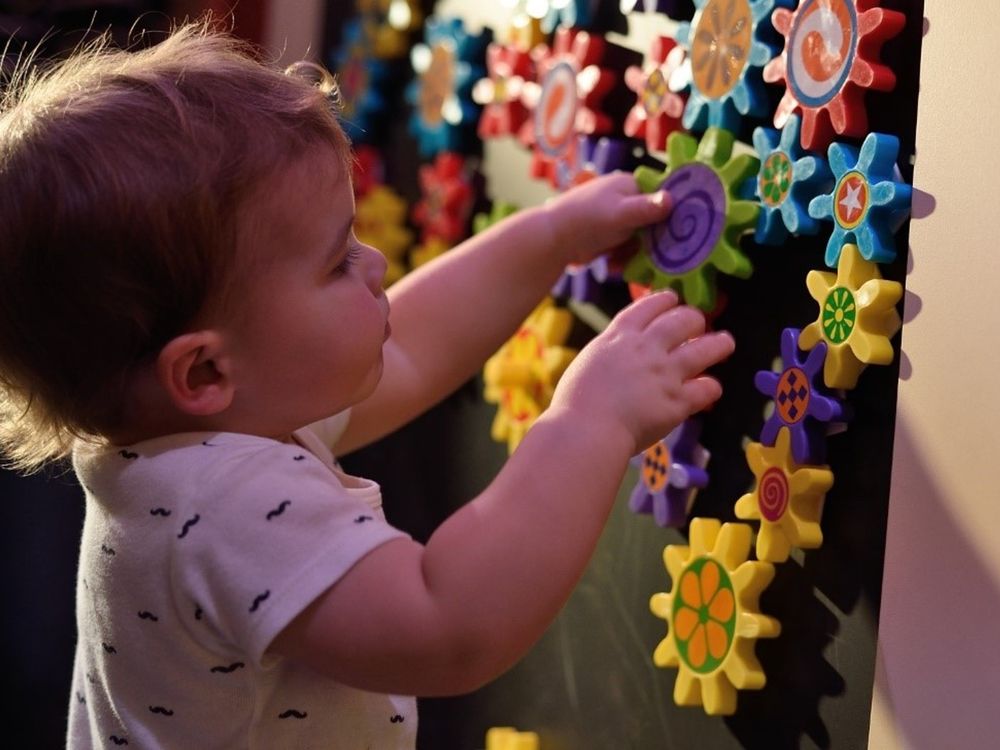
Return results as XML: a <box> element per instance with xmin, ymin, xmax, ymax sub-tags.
<box><xmin>75</xmin><ymin>432</ymin><xmax>348</xmax><ymax>512</ymax></box>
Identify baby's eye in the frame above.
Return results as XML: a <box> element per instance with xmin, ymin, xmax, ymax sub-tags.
<box><xmin>333</xmin><ymin>246</ymin><xmax>363</xmax><ymax>275</ymax></box>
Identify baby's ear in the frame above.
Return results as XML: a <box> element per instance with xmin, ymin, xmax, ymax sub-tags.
<box><xmin>156</xmin><ymin>330</ymin><xmax>234</xmax><ymax>416</ymax></box>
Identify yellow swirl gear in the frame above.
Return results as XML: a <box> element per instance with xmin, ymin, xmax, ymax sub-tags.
<box><xmin>734</xmin><ymin>427</ymin><xmax>834</xmax><ymax>562</ymax></box>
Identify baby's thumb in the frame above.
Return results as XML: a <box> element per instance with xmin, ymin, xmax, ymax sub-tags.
<box><xmin>622</xmin><ymin>190</ymin><xmax>672</xmax><ymax>227</ymax></box>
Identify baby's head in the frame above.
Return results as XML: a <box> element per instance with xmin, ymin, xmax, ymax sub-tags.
<box><xmin>0</xmin><ymin>19</ymin><xmax>363</xmax><ymax>470</ymax></box>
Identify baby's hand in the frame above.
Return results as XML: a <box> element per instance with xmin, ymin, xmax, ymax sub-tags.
<box><xmin>542</xmin><ymin>171</ymin><xmax>671</xmax><ymax>265</ymax></box>
<box><xmin>549</xmin><ymin>291</ymin><xmax>734</xmax><ymax>455</ymax></box>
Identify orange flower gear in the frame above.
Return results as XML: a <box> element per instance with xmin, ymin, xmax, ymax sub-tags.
<box><xmin>734</xmin><ymin>427</ymin><xmax>834</xmax><ymax>562</ymax></box>
<box><xmin>483</xmin><ymin>299</ymin><xmax>577</xmax><ymax>454</ymax></box>
<box><xmin>672</xmin><ymin>558</ymin><xmax>735</xmax><ymax>672</ymax></box>
<box><xmin>649</xmin><ymin>518</ymin><xmax>780</xmax><ymax>715</ymax></box>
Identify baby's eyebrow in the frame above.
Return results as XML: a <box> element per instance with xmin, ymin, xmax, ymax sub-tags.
<box><xmin>325</xmin><ymin>213</ymin><xmax>355</xmax><ymax>265</ymax></box>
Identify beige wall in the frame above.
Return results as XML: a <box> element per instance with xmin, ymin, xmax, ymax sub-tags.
<box><xmin>869</xmin><ymin>1</ymin><xmax>1000</xmax><ymax>746</ymax></box>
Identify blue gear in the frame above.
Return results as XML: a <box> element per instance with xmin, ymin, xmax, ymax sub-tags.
<box><xmin>675</xmin><ymin>0</ymin><xmax>792</xmax><ymax>133</ymax></box>
<box><xmin>407</xmin><ymin>17</ymin><xmax>489</xmax><ymax>157</ymax></box>
<box><xmin>751</xmin><ymin>115</ymin><xmax>833</xmax><ymax>245</ymax></box>
<box><xmin>541</xmin><ymin>0</ymin><xmax>597</xmax><ymax>33</ymax></box>
<box><xmin>808</xmin><ymin>132</ymin><xmax>912</xmax><ymax>267</ymax></box>
<box><xmin>330</xmin><ymin>19</ymin><xmax>391</xmax><ymax>144</ymax></box>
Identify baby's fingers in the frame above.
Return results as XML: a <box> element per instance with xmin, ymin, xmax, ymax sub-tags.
<box><xmin>617</xmin><ymin>190</ymin><xmax>672</xmax><ymax>228</ymax></box>
<box><xmin>645</xmin><ymin>305</ymin><xmax>707</xmax><ymax>351</ymax></box>
<box><xmin>608</xmin><ymin>289</ymin><xmax>680</xmax><ymax>332</ymax></box>
<box><xmin>680</xmin><ymin>376</ymin><xmax>724</xmax><ymax>414</ymax></box>
<box><xmin>672</xmin><ymin>331</ymin><xmax>736</xmax><ymax>377</ymax></box>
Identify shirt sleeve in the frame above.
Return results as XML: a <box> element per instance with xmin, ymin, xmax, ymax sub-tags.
<box><xmin>168</xmin><ymin>440</ymin><xmax>407</xmax><ymax>667</ymax></box>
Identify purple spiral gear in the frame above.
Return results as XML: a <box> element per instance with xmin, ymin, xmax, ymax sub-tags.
<box><xmin>645</xmin><ymin>163</ymin><xmax>726</xmax><ymax>275</ymax></box>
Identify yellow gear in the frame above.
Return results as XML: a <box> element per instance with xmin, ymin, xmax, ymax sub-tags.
<box><xmin>483</xmin><ymin>299</ymin><xmax>576</xmax><ymax>454</ymax></box>
<box><xmin>734</xmin><ymin>427</ymin><xmax>834</xmax><ymax>562</ymax></box>
<box><xmin>799</xmin><ymin>243</ymin><xmax>902</xmax><ymax>389</ymax></box>
<box><xmin>354</xmin><ymin>185</ymin><xmax>414</xmax><ymax>287</ymax></box>
<box><xmin>650</xmin><ymin>518</ymin><xmax>780</xmax><ymax>715</ymax></box>
<box><xmin>485</xmin><ymin>726</ymin><xmax>540</xmax><ymax>750</ymax></box>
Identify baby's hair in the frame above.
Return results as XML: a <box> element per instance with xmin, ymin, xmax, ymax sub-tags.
<box><xmin>0</xmin><ymin>15</ymin><xmax>351</xmax><ymax>472</ymax></box>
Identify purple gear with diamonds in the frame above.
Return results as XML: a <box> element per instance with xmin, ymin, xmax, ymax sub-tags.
<box><xmin>628</xmin><ymin>419</ymin><xmax>710</xmax><ymax>527</ymax></box>
<box><xmin>754</xmin><ymin>328</ymin><xmax>848</xmax><ymax>465</ymax></box>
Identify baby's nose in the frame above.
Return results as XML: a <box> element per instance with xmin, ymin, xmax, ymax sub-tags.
<box><xmin>362</xmin><ymin>244</ymin><xmax>388</xmax><ymax>291</ymax></box>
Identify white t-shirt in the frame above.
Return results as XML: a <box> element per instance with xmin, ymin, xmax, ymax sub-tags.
<box><xmin>67</xmin><ymin>417</ymin><xmax>417</xmax><ymax>748</ymax></box>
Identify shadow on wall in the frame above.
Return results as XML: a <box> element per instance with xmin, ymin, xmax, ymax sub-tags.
<box><xmin>873</xmin><ymin>414</ymin><xmax>1000</xmax><ymax>749</ymax></box>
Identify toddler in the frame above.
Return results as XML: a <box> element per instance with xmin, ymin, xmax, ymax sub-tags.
<box><xmin>0</xmin><ymin>19</ymin><xmax>734</xmax><ymax>748</ymax></box>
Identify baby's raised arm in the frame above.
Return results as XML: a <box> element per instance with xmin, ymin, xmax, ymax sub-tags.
<box><xmin>271</xmin><ymin>291</ymin><xmax>734</xmax><ymax>696</ymax></box>
<box><xmin>335</xmin><ymin>172</ymin><xmax>672</xmax><ymax>454</ymax></box>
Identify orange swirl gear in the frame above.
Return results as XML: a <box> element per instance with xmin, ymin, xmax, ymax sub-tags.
<box><xmin>483</xmin><ymin>299</ymin><xmax>577</xmax><ymax>454</ymax></box>
<box><xmin>649</xmin><ymin>518</ymin><xmax>780</xmax><ymax>715</ymax></box>
<box><xmin>517</xmin><ymin>27</ymin><xmax>615</xmax><ymax>189</ymax></box>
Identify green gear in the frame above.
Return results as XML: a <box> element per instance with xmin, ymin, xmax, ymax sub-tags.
<box><xmin>625</xmin><ymin>127</ymin><xmax>760</xmax><ymax>310</ymax></box>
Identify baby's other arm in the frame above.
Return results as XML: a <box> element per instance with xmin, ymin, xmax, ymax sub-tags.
<box><xmin>335</xmin><ymin>172</ymin><xmax>671</xmax><ymax>454</ymax></box>
<box><xmin>272</xmin><ymin>291</ymin><xmax>734</xmax><ymax>696</ymax></box>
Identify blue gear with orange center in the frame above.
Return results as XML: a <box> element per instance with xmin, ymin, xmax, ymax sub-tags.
<box><xmin>407</xmin><ymin>17</ymin><xmax>490</xmax><ymax>156</ymax></box>
<box><xmin>808</xmin><ymin>131</ymin><xmax>912</xmax><ymax>267</ymax></box>
<box><xmin>674</xmin><ymin>0</ymin><xmax>792</xmax><ymax>133</ymax></box>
